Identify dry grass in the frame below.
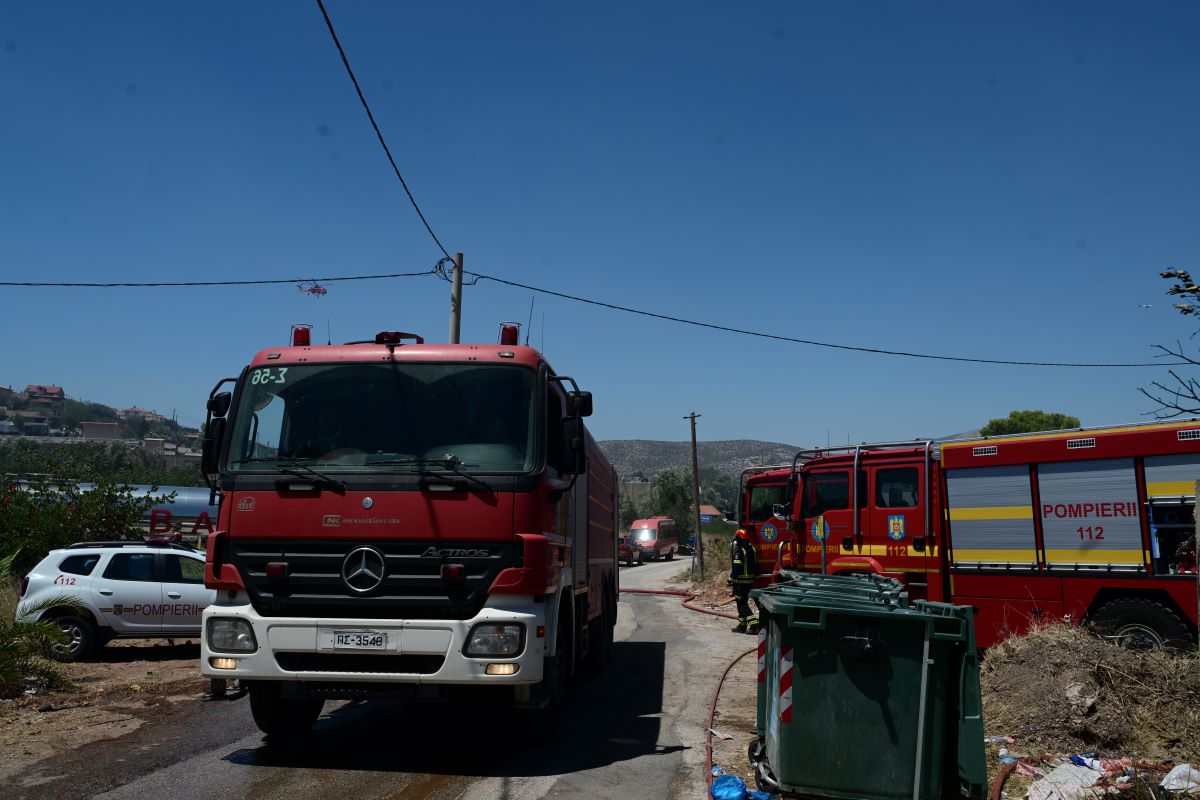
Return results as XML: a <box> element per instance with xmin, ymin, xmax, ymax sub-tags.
<box><xmin>981</xmin><ymin>621</ymin><xmax>1200</xmax><ymax>762</ymax></box>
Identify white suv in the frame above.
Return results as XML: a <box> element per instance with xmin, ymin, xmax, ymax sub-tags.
<box><xmin>18</xmin><ymin>540</ymin><xmax>215</xmax><ymax>661</ymax></box>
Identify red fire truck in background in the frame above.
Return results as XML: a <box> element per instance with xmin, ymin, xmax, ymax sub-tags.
<box><xmin>737</xmin><ymin>466</ymin><xmax>792</xmax><ymax>586</ymax></box>
<box><xmin>778</xmin><ymin>420</ymin><xmax>1199</xmax><ymax>648</ymax></box>
<box><xmin>198</xmin><ymin>324</ymin><xmax>618</xmax><ymax>737</ymax></box>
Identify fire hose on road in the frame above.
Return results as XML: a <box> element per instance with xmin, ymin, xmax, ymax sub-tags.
<box><xmin>619</xmin><ymin>586</ymin><xmax>758</xmax><ymax>793</ymax></box>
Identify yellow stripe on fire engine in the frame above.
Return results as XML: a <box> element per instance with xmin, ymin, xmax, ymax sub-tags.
<box><xmin>842</xmin><ymin>544</ymin><xmax>940</xmax><ymax>558</ymax></box>
<box><xmin>1044</xmin><ymin>549</ymin><xmax>1144</xmax><ymax>565</ymax></box>
<box><xmin>947</xmin><ymin>506</ymin><xmax>1033</xmax><ymax>521</ymax></box>
<box><xmin>1146</xmin><ymin>480</ymin><xmax>1196</xmax><ymax>497</ymax></box>
<box><xmin>950</xmin><ymin>549</ymin><xmax>1037</xmax><ymax>563</ymax></box>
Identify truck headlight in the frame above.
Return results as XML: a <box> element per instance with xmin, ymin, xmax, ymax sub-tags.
<box><xmin>465</xmin><ymin>623</ymin><xmax>523</xmax><ymax>657</ymax></box>
<box><xmin>207</xmin><ymin>618</ymin><xmax>258</xmax><ymax>653</ymax></box>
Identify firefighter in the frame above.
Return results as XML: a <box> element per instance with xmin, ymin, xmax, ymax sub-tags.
<box><xmin>729</xmin><ymin>528</ymin><xmax>758</xmax><ymax>634</ymax></box>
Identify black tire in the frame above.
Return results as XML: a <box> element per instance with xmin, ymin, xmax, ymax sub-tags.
<box><xmin>249</xmin><ymin>683</ymin><xmax>324</xmax><ymax>739</ymax></box>
<box><xmin>666</xmin><ymin>549</ymin><xmax>674</xmax><ymax>561</ymax></box>
<box><xmin>1091</xmin><ymin>597</ymin><xmax>1194</xmax><ymax>650</ymax></box>
<box><xmin>539</xmin><ymin>601</ymin><xmax>572</xmax><ymax>713</ymax></box>
<box><xmin>584</xmin><ymin>592</ymin><xmax>612</xmax><ymax>676</ymax></box>
<box><xmin>636</xmin><ymin>551</ymin><xmax>643</xmax><ymax>566</ymax></box>
<box><xmin>51</xmin><ymin>615</ymin><xmax>97</xmax><ymax>662</ymax></box>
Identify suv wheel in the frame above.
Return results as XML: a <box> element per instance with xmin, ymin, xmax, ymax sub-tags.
<box><xmin>52</xmin><ymin>615</ymin><xmax>97</xmax><ymax>662</ymax></box>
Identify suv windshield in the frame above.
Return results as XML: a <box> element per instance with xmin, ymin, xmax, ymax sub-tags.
<box><xmin>227</xmin><ymin>362</ymin><xmax>537</xmax><ymax>473</ymax></box>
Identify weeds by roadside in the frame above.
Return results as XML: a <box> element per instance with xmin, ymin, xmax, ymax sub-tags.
<box><xmin>0</xmin><ymin>551</ymin><xmax>77</xmax><ymax>699</ymax></box>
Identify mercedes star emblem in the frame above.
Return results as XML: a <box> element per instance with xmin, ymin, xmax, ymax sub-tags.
<box><xmin>341</xmin><ymin>546</ymin><xmax>387</xmax><ymax>593</ymax></box>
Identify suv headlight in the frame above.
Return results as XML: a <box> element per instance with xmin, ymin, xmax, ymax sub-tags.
<box><xmin>207</xmin><ymin>618</ymin><xmax>258</xmax><ymax>653</ymax></box>
<box><xmin>465</xmin><ymin>623</ymin><xmax>523</xmax><ymax>657</ymax></box>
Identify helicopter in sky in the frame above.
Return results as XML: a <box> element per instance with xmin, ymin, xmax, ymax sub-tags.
<box><xmin>298</xmin><ymin>281</ymin><xmax>328</xmax><ymax>298</ymax></box>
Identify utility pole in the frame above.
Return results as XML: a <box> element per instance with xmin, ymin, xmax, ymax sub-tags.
<box><xmin>685</xmin><ymin>412</ymin><xmax>704</xmax><ymax>581</ymax></box>
<box><xmin>448</xmin><ymin>252</ymin><xmax>464</xmax><ymax>344</ymax></box>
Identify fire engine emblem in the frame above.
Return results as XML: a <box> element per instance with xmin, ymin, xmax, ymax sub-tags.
<box><xmin>887</xmin><ymin>515</ymin><xmax>906</xmax><ymax>541</ymax></box>
<box><xmin>760</xmin><ymin>524</ymin><xmax>779</xmax><ymax>543</ymax></box>
<box><xmin>810</xmin><ymin>516</ymin><xmax>829</xmax><ymax>542</ymax></box>
<box><xmin>237</xmin><ymin>497</ymin><xmax>255</xmax><ymax>512</ymax></box>
<box><xmin>342</xmin><ymin>547</ymin><xmax>387</xmax><ymax>593</ymax></box>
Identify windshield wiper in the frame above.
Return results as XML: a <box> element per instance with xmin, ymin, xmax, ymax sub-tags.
<box><xmin>277</xmin><ymin>456</ymin><xmax>346</xmax><ymax>493</ymax></box>
<box><xmin>233</xmin><ymin>455</ymin><xmax>346</xmax><ymax>493</ymax></box>
<box><xmin>368</xmin><ymin>455</ymin><xmax>490</xmax><ymax>491</ymax></box>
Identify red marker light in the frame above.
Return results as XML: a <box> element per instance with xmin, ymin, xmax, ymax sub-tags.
<box><xmin>266</xmin><ymin>562</ymin><xmax>288</xmax><ymax>579</ymax></box>
<box><xmin>291</xmin><ymin>324</ymin><xmax>312</xmax><ymax>347</ymax></box>
<box><xmin>498</xmin><ymin>323</ymin><xmax>520</xmax><ymax>346</ymax></box>
<box><xmin>441</xmin><ymin>564</ymin><xmax>464</xmax><ymax>581</ymax></box>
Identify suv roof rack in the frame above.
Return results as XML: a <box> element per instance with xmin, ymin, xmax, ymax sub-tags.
<box><xmin>66</xmin><ymin>541</ymin><xmax>197</xmax><ymax>552</ymax></box>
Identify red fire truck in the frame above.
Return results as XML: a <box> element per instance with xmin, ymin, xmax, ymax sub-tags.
<box><xmin>778</xmin><ymin>420</ymin><xmax>1199</xmax><ymax>648</ymax></box>
<box><xmin>737</xmin><ymin>466</ymin><xmax>792</xmax><ymax>585</ymax></box>
<box><xmin>198</xmin><ymin>324</ymin><xmax>619</xmax><ymax>736</ymax></box>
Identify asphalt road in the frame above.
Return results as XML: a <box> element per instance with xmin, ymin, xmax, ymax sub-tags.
<box><xmin>17</xmin><ymin>557</ymin><xmax>752</xmax><ymax>800</ymax></box>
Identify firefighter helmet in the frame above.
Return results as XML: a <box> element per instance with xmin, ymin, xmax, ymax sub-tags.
<box><xmin>735</xmin><ymin>528</ymin><xmax>750</xmax><ymax>539</ymax></box>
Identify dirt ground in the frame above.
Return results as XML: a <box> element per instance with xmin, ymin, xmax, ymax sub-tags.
<box><xmin>0</xmin><ymin>639</ymin><xmax>211</xmax><ymax>785</ymax></box>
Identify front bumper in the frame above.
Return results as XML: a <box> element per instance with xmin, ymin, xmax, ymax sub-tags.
<box><xmin>200</xmin><ymin>595</ymin><xmax>544</xmax><ymax>685</ymax></box>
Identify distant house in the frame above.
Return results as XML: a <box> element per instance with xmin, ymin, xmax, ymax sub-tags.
<box><xmin>698</xmin><ymin>504</ymin><xmax>724</xmax><ymax>523</ymax></box>
<box><xmin>25</xmin><ymin>385</ymin><xmax>65</xmax><ymax>419</ymax></box>
<box><xmin>0</xmin><ymin>385</ymin><xmax>13</xmax><ymax>406</ymax></box>
<box><xmin>0</xmin><ymin>420</ymin><xmax>17</xmax><ymax>435</ymax></box>
<box><xmin>81</xmin><ymin>421</ymin><xmax>121</xmax><ymax>441</ymax></box>
<box><xmin>120</xmin><ymin>406</ymin><xmax>167</xmax><ymax>423</ymax></box>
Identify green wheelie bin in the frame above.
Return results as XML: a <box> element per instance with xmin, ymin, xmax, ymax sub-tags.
<box><xmin>752</xmin><ymin>588</ymin><xmax>984</xmax><ymax>800</ymax></box>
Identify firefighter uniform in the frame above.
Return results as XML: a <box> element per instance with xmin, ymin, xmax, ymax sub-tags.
<box><xmin>729</xmin><ymin>529</ymin><xmax>758</xmax><ymax>634</ymax></box>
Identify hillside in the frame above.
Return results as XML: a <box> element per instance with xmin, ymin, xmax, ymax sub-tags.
<box><xmin>598</xmin><ymin>439</ymin><xmax>800</xmax><ymax>481</ymax></box>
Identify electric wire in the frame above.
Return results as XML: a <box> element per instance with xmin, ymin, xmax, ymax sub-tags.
<box><xmin>0</xmin><ymin>266</ymin><xmax>1179</xmax><ymax>367</ymax></box>
<box><xmin>464</xmin><ymin>270</ymin><xmax>1177</xmax><ymax>368</ymax></box>
<box><xmin>314</xmin><ymin>0</ymin><xmax>451</xmax><ymax>259</ymax></box>
<box><xmin>0</xmin><ymin>270</ymin><xmax>436</xmax><ymax>288</ymax></box>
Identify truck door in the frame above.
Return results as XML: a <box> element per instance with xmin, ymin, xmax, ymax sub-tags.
<box><xmin>159</xmin><ymin>553</ymin><xmax>215</xmax><ymax>635</ymax></box>
<box><xmin>864</xmin><ymin>463</ymin><xmax>929</xmax><ymax>595</ymax></box>
<box><xmin>800</xmin><ymin>469</ymin><xmax>855</xmax><ymax>571</ymax></box>
<box><xmin>91</xmin><ymin>552</ymin><xmax>162</xmax><ymax>634</ymax></box>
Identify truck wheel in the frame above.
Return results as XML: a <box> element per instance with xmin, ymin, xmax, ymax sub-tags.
<box><xmin>636</xmin><ymin>551</ymin><xmax>643</xmax><ymax>566</ymax></box>
<box><xmin>1091</xmin><ymin>598</ymin><xmax>1194</xmax><ymax>650</ymax></box>
<box><xmin>249</xmin><ymin>683</ymin><xmax>324</xmax><ymax>739</ymax></box>
<box><xmin>584</xmin><ymin>594</ymin><xmax>612</xmax><ymax>676</ymax></box>
<box><xmin>666</xmin><ymin>549</ymin><xmax>674</xmax><ymax>561</ymax></box>
<box><xmin>52</xmin><ymin>615</ymin><xmax>97</xmax><ymax>662</ymax></box>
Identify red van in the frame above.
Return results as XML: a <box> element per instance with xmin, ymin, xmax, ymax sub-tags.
<box><xmin>627</xmin><ymin>517</ymin><xmax>678</xmax><ymax>561</ymax></box>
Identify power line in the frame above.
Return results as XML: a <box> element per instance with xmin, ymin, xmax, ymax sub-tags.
<box><xmin>0</xmin><ymin>270</ymin><xmax>436</xmax><ymax>288</ymax></box>
<box><xmin>314</xmin><ymin>0</ymin><xmax>451</xmax><ymax>259</ymax></box>
<box><xmin>0</xmin><ymin>264</ymin><xmax>1180</xmax><ymax>368</ymax></box>
<box><xmin>465</xmin><ymin>271</ymin><xmax>1177</xmax><ymax>369</ymax></box>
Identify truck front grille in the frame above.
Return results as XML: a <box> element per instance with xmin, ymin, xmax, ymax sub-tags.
<box><xmin>228</xmin><ymin>539</ymin><xmax>515</xmax><ymax>620</ymax></box>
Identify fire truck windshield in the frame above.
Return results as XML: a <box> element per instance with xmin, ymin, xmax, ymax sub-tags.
<box><xmin>226</xmin><ymin>363</ymin><xmax>537</xmax><ymax>473</ymax></box>
<box><xmin>748</xmin><ymin>484</ymin><xmax>787</xmax><ymax>522</ymax></box>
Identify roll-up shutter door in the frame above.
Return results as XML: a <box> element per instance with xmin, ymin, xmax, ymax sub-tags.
<box><xmin>945</xmin><ymin>465</ymin><xmax>1036</xmax><ymax>568</ymax></box>
<box><xmin>1038</xmin><ymin>459</ymin><xmax>1142</xmax><ymax>571</ymax></box>
<box><xmin>1144</xmin><ymin>454</ymin><xmax>1200</xmax><ymax>499</ymax></box>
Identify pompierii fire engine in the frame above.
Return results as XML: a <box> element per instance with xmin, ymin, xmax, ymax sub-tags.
<box><xmin>777</xmin><ymin>420</ymin><xmax>1200</xmax><ymax>648</ymax></box>
<box><xmin>198</xmin><ymin>323</ymin><xmax>618</xmax><ymax>736</ymax></box>
<box><xmin>736</xmin><ymin>466</ymin><xmax>792</xmax><ymax>586</ymax></box>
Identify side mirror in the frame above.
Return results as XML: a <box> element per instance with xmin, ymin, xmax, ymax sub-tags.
<box><xmin>570</xmin><ymin>391</ymin><xmax>593</xmax><ymax>418</ymax></box>
<box><xmin>207</xmin><ymin>392</ymin><xmax>232</xmax><ymax>417</ymax></box>
<box><xmin>562</xmin><ymin>418</ymin><xmax>587</xmax><ymax>475</ymax></box>
<box><xmin>772</xmin><ymin>503</ymin><xmax>788</xmax><ymax>520</ymax></box>
<box><xmin>201</xmin><ymin>417</ymin><xmax>227</xmax><ymax>479</ymax></box>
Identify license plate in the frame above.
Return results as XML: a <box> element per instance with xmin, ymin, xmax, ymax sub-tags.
<box><xmin>331</xmin><ymin>630</ymin><xmax>388</xmax><ymax>650</ymax></box>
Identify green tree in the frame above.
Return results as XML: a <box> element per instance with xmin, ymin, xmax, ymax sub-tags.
<box><xmin>0</xmin><ymin>476</ymin><xmax>174</xmax><ymax>574</ymax></box>
<box><xmin>644</xmin><ymin>467</ymin><xmax>695</xmax><ymax>539</ymax></box>
<box><xmin>698</xmin><ymin>468</ymin><xmax>738</xmax><ymax>514</ymax></box>
<box><xmin>979</xmin><ymin>410</ymin><xmax>1080</xmax><ymax>437</ymax></box>
<box><xmin>618</xmin><ymin>493</ymin><xmax>641</xmax><ymax>529</ymax></box>
<box><xmin>0</xmin><ymin>550</ymin><xmax>79</xmax><ymax>697</ymax></box>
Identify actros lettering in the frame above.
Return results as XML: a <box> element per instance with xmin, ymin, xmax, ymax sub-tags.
<box><xmin>421</xmin><ymin>546</ymin><xmax>492</xmax><ymax>558</ymax></box>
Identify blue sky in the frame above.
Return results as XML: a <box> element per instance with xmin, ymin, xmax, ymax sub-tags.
<box><xmin>2</xmin><ymin>2</ymin><xmax>1199</xmax><ymax>445</ymax></box>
